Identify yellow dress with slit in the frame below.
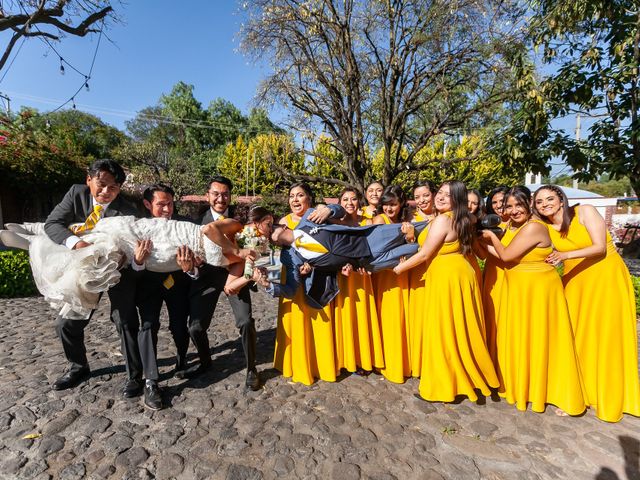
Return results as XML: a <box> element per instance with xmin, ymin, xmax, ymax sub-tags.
<box><xmin>418</xmin><ymin>214</ymin><xmax>499</xmax><ymax>402</ymax></box>
<box><xmin>273</xmin><ymin>214</ymin><xmax>338</xmax><ymax>385</ymax></box>
<box><xmin>407</xmin><ymin>211</ymin><xmax>429</xmax><ymax>377</ymax></box>
<box><xmin>497</xmin><ymin>220</ymin><xmax>586</xmax><ymax>415</ymax></box>
<box><xmin>482</xmin><ymin>222</ymin><xmax>509</xmax><ymax>362</ymax></box>
<box><xmin>373</xmin><ymin>214</ymin><xmax>411</xmax><ymax>383</ymax></box>
<box><xmin>333</xmin><ymin>218</ymin><xmax>384</xmax><ymax>372</ymax></box>
<box><xmin>547</xmin><ymin>207</ymin><xmax>640</xmax><ymax>422</ymax></box>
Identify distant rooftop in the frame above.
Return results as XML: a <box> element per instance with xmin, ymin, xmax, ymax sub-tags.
<box><xmin>526</xmin><ymin>184</ymin><xmax>604</xmax><ymax>199</ymax></box>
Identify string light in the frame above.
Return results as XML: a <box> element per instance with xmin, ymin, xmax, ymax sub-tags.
<box><xmin>59</xmin><ymin>59</ymin><xmax>65</xmax><ymax>75</ymax></box>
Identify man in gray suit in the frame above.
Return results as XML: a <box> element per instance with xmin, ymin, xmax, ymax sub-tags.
<box><xmin>187</xmin><ymin>176</ymin><xmax>260</xmax><ymax>390</ymax></box>
<box><xmin>45</xmin><ymin>159</ymin><xmax>138</xmax><ymax>391</ymax></box>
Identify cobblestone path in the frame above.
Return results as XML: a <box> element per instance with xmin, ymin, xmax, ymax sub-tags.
<box><xmin>0</xmin><ymin>294</ymin><xmax>638</xmax><ymax>479</ymax></box>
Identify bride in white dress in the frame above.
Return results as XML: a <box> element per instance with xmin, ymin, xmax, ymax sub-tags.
<box><xmin>1</xmin><ymin>217</ymin><xmax>256</xmax><ymax>319</ymax></box>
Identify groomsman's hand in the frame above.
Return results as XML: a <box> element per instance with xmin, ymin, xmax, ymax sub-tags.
<box><xmin>134</xmin><ymin>239</ymin><xmax>153</xmax><ymax>265</ymax></box>
<box><xmin>299</xmin><ymin>262</ymin><xmax>313</xmax><ymax>275</ymax></box>
<box><xmin>73</xmin><ymin>240</ymin><xmax>92</xmax><ymax>250</ymax></box>
<box><xmin>341</xmin><ymin>263</ymin><xmax>353</xmax><ymax>277</ymax></box>
<box><xmin>176</xmin><ymin>245</ymin><xmax>195</xmax><ymax>273</ymax></box>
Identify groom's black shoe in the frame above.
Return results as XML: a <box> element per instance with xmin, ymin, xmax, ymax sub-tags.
<box><xmin>53</xmin><ymin>366</ymin><xmax>90</xmax><ymax>391</ymax></box>
<box><xmin>122</xmin><ymin>378</ymin><xmax>144</xmax><ymax>398</ymax></box>
<box><xmin>144</xmin><ymin>381</ymin><xmax>163</xmax><ymax>410</ymax></box>
<box><xmin>245</xmin><ymin>369</ymin><xmax>261</xmax><ymax>391</ymax></box>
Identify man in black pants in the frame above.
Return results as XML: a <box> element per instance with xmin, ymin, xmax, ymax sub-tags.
<box><xmin>188</xmin><ymin>176</ymin><xmax>260</xmax><ymax>390</ymax></box>
<box><xmin>123</xmin><ymin>184</ymin><xmax>194</xmax><ymax>409</ymax></box>
<box><xmin>44</xmin><ymin>159</ymin><xmax>139</xmax><ymax>391</ymax></box>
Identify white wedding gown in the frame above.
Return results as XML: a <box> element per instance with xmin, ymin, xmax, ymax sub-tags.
<box><xmin>2</xmin><ymin>217</ymin><xmax>226</xmax><ymax>319</ymax></box>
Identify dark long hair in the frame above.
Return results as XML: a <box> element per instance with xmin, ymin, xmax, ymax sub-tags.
<box><xmin>486</xmin><ymin>186</ymin><xmax>509</xmax><ymax>216</ymax></box>
<box><xmin>503</xmin><ymin>185</ymin><xmax>532</xmax><ymax>219</ymax></box>
<box><xmin>248</xmin><ymin>205</ymin><xmax>273</xmax><ymax>224</ymax></box>
<box><xmin>338</xmin><ymin>186</ymin><xmax>362</xmax><ymax>206</ymax></box>
<box><xmin>532</xmin><ymin>184</ymin><xmax>575</xmax><ymax>237</ymax></box>
<box><xmin>467</xmin><ymin>188</ymin><xmax>485</xmax><ymax>217</ymax></box>
<box><xmin>442</xmin><ymin>180</ymin><xmax>474</xmax><ymax>255</ymax></box>
<box><xmin>376</xmin><ymin>185</ymin><xmax>411</xmax><ymax>222</ymax></box>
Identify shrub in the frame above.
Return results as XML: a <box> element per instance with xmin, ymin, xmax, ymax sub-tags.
<box><xmin>631</xmin><ymin>276</ymin><xmax>640</xmax><ymax>314</ymax></box>
<box><xmin>0</xmin><ymin>250</ymin><xmax>38</xmax><ymax>298</ymax></box>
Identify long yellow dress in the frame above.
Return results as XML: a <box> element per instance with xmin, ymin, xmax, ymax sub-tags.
<box><xmin>497</xmin><ymin>220</ymin><xmax>586</xmax><ymax>415</ymax></box>
<box><xmin>407</xmin><ymin>211</ymin><xmax>429</xmax><ymax>377</ymax></box>
<box><xmin>482</xmin><ymin>222</ymin><xmax>510</xmax><ymax>362</ymax></box>
<box><xmin>273</xmin><ymin>214</ymin><xmax>338</xmax><ymax>385</ymax></box>
<box><xmin>373</xmin><ymin>214</ymin><xmax>411</xmax><ymax>383</ymax></box>
<box><xmin>333</xmin><ymin>219</ymin><xmax>384</xmax><ymax>372</ymax></box>
<box><xmin>418</xmin><ymin>214</ymin><xmax>499</xmax><ymax>402</ymax></box>
<box><xmin>547</xmin><ymin>206</ymin><xmax>640</xmax><ymax>422</ymax></box>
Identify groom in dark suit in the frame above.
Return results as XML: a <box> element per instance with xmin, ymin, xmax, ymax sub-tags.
<box><xmin>264</xmin><ymin>206</ymin><xmax>427</xmax><ymax>308</ymax></box>
<box><xmin>44</xmin><ymin>159</ymin><xmax>139</xmax><ymax>391</ymax></box>
<box><xmin>187</xmin><ymin>176</ymin><xmax>260</xmax><ymax>390</ymax></box>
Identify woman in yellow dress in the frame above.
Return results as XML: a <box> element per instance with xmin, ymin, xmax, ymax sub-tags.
<box><xmin>481</xmin><ymin>186</ymin><xmax>586</xmax><ymax>415</ymax></box>
<box><xmin>481</xmin><ymin>186</ymin><xmax>510</xmax><ymax>362</ymax></box>
<box><xmin>394</xmin><ymin>180</ymin><xmax>499</xmax><ymax>402</ymax></box>
<box><xmin>408</xmin><ymin>180</ymin><xmax>436</xmax><ymax>377</ymax></box>
<box><xmin>273</xmin><ymin>182</ymin><xmax>339</xmax><ymax>385</ymax></box>
<box><xmin>332</xmin><ymin>187</ymin><xmax>384</xmax><ymax>374</ymax></box>
<box><xmin>362</xmin><ymin>181</ymin><xmax>384</xmax><ymax>220</ymax></box>
<box><xmin>533</xmin><ymin>185</ymin><xmax>640</xmax><ymax>422</ymax></box>
<box><xmin>372</xmin><ymin>185</ymin><xmax>413</xmax><ymax>383</ymax></box>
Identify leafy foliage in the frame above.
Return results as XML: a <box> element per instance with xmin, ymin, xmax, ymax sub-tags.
<box><xmin>508</xmin><ymin>0</ymin><xmax>640</xmax><ymax>193</ymax></box>
<box><xmin>241</xmin><ymin>0</ymin><xmax>532</xmax><ymax>190</ymax></box>
<box><xmin>0</xmin><ymin>250</ymin><xmax>37</xmax><ymax>298</ymax></box>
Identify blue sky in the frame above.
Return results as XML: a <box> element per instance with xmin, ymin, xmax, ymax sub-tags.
<box><xmin>0</xmin><ymin>1</ymin><xmax>579</xmax><ymax>177</ymax></box>
<box><xmin>0</xmin><ymin>1</ymin><xmax>273</xmax><ymax>131</ymax></box>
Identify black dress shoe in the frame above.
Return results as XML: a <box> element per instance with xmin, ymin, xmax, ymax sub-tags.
<box><xmin>143</xmin><ymin>381</ymin><xmax>163</xmax><ymax>410</ymax></box>
<box><xmin>245</xmin><ymin>369</ymin><xmax>261</xmax><ymax>391</ymax></box>
<box><xmin>122</xmin><ymin>378</ymin><xmax>144</xmax><ymax>398</ymax></box>
<box><xmin>53</xmin><ymin>366</ymin><xmax>90</xmax><ymax>391</ymax></box>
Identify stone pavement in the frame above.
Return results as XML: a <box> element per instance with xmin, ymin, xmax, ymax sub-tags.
<box><xmin>0</xmin><ymin>293</ymin><xmax>638</xmax><ymax>480</ymax></box>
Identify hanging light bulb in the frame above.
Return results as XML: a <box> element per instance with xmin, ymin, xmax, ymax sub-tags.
<box><xmin>85</xmin><ymin>81</ymin><xmax>90</xmax><ymax>92</ymax></box>
<box><xmin>45</xmin><ymin>119</ymin><xmax>51</xmax><ymax>129</ymax></box>
<box><xmin>72</xmin><ymin>98</ymin><xmax>76</xmax><ymax>109</ymax></box>
<box><xmin>59</xmin><ymin>58</ymin><xmax>65</xmax><ymax>75</ymax></box>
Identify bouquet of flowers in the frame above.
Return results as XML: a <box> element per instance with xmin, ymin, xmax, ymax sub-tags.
<box><xmin>235</xmin><ymin>225</ymin><xmax>271</xmax><ymax>278</ymax></box>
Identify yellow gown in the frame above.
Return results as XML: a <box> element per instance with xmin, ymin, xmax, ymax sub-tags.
<box><xmin>497</xmin><ymin>220</ymin><xmax>586</xmax><ymax>415</ymax></box>
<box><xmin>482</xmin><ymin>222</ymin><xmax>510</xmax><ymax>362</ymax></box>
<box><xmin>407</xmin><ymin>211</ymin><xmax>429</xmax><ymax>377</ymax></box>
<box><xmin>273</xmin><ymin>214</ymin><xmax>338</xmax><ymax>385</ymax></box>
<box><xmin>373</xmin><ymin>214</ymin><xmax>411</xmax><ymax>383</ymax></box>
<box><xmin>547</xmin><ymin>206</ymin><xmax>640</xmax><ymax>422</ymax></box>
<box><xmin>418</xmin><ymin>214</ymin><xmax>499</xmax><ymax>402</ymax></box>
<box><xmin>333</xmin><ymin>218</ymin><xmax>384</xmax><ymax>372</ymax></box>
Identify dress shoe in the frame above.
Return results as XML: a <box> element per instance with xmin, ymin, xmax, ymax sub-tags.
<box><xmin>173</xmin><ymin>362</ymin><xmax>189</xmax><ymax>380</ymax></box>
<box><xmin>122</xmin><ymin>378</ymin><xmax>144</xmax><ymax>398</ymax></box>
<box><xmin>245</xmin><ymin>369</ymin><xmax>261</xmax><ymax>391</ymax></box>
<box><xmin>52</xmin><ymin>366</ymin><xmax>90</xmax><ymax>391</ymax></box>
<box><xmin>143</xmin><ymin>381</ymin><xmax>163</xmax><ymax>410</ymax></box>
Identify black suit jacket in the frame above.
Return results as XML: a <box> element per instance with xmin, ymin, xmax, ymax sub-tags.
<box><xmin>44</xmin><ymin>184</ymin><xmax>139</xmax><ymax>245</ymax></box>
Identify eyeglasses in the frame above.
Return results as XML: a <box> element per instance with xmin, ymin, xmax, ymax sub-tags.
<box><xmin>208</xmin><ymin>191</ymin><xmax>230</xmax><ymax>198</ymax></box>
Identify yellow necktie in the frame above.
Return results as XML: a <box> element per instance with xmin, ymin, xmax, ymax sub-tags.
<box><xmin>218</xmin><ymin>215</ymin><xmax>225</xmax><ymax>221</ymax></box>
<box><xmin>294</xmin><ymin>237</ymin><xmax>328</xmax><ymax>254</ymax></box>
<box><xmin>163</xmin><ymin>274</ymin><xmax>175</xmax><ymax>290</ymax></box>
<box><xmin>70</xmin><ymin>205</ymin><xmax>103</xmax><ymax>234</ymax></box>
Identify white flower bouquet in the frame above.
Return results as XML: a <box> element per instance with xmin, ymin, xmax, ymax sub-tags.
<box><xmin>235</xmin><ymin>225</ymin><xmax>271</xmax><ymax>278</ymax></box>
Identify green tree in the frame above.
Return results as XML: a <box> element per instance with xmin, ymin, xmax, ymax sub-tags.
<box><xmin>511</xmin><ymin>0</ymin><xmax>640</xmax><ymax>194</ymax></box>
<box><xmin>241</xmin><ymin>0</ymin><xmax>531</xmax><ymax>190</ymax></box>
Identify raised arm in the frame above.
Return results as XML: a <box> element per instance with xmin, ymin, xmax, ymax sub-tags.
<box><xmin>546</xmin><ymin>205</ymin><xmax>607</xmax><ymax>265</ymax></box>
<box><xmin>393</xmin><ymin>214</ymin><xmax>449</xmax><ymax>274</ymax></box>
<box><xmin>482</xmin><ymin>222</ymin><xmax>548</xmax><ymax>263</ymax></box>
<box><xmin>202</xmin><ymin>219</ymin><xmax>255</xmax><ymax>263</ymax></box>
